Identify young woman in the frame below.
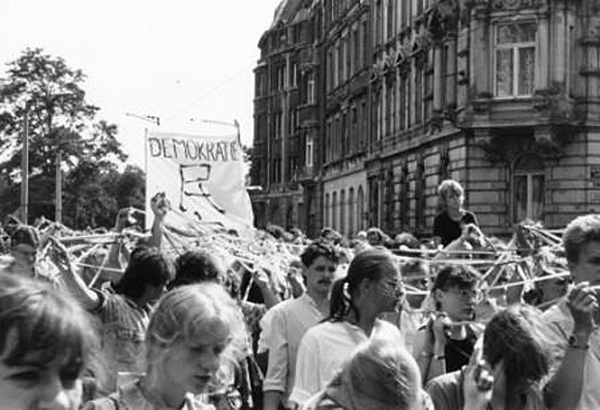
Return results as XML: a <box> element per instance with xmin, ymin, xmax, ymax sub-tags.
<box><xmin>0</xmin><ymin>272</ymin><xmax>98</xmax><ymax>410</ymax></box>
<box><xmin>83</xmin><ymin>282</ymin><xmax>246</xmax><ymax>410</ymax></box>
<box><xmin>290</xmin><ymin>248</ymin><xmax>405</xmax><ymax>407</ymax></box>
<box><xmin>302</xmin><ymin>338</ymin><xmax>433</xmax><ymax>410</ymax></box>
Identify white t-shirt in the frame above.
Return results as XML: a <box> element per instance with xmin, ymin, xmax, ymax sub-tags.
<box><xmin>290</xmin><ymin>319</ymin><xmax>404</xmax><ymax>407</ymax></box>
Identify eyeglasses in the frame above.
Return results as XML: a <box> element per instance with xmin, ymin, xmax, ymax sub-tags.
<box><xmin>443</xmin><ymin>288</ymin><xmax>481</xmax><ymax>301</ymax></box>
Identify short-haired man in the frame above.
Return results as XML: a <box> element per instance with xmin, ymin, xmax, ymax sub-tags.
<box><xmin>413</xmin><ymin>265</ymin><xmax>483</xmax><ymax>385</ymax></box>
<box><xmin>543</xmin><ymin>214</ymin><xmax>600</xmax><ymax>410</ymax></box>
<box><xmin>52</xmin><ymin>244</ymin><xmax>174</xmax><ymax>393</ymax></box>
<box><xmin>262</xmin><ymin>239</ymin><xmax>340</xmax><ymax>410</ymax></box>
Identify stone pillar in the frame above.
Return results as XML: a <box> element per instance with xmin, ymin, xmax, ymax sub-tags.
<box><xmin>470</xmin><ymin>6</ymin><xmax>490</xmax><ymax>95</ymax></box>
<box><xmin>535</xmin><ymin>9</ymin><xmax>550</xmax><ymax>91</ymax></box>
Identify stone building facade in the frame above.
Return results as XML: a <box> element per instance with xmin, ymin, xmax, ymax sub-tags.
<box><xmin>253</xmin><ymin>0</ymin><xmax>600</xmax><ymax>239</ymax></box>
<box><xmin>251</xmin><ymin>0</ymin><xmax>321</xmax><ymax>235</ymax></box>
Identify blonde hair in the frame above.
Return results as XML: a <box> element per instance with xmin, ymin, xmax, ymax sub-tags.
<box><xmin>146</xmin><ymin>283</ymin><xmax>246</xmax><ymax>368</ymax></box>
<box><xmin>326</xmin><ymin>338</ymin><xmax>422</xmax><ymax>410</ymax></box>
<box><xmin>437</xmin><ymin>179</ymin><xmax>464</xmax><ymax>208</ymax></box>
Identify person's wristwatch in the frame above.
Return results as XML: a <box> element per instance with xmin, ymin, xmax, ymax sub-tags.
<box><xmin>568</xmin><ymin>333</ymin><xmax>590</xmax><ymax>349</ymax></box>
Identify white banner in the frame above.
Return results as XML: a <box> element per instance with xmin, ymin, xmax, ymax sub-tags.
<box><xmin>145</xmin><ymin>131</ymin><xmax>254</xmax><ymax>232</ymax></box>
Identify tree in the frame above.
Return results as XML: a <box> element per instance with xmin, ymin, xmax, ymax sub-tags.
<box><xmin>0</xmin><ymin>48</ymin><xmax>130</xmax><ymax>227</ymax></box>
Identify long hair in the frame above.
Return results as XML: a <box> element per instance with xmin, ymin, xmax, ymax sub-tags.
<box><xmin>0</xmin><ymin>273</ymin><xmax>98</xmax><ymax>381</ymax></box>
<box><xmin>328</xmin><ymin>247</ymin><xmax>396</xmax><ymax>322</ymax></box>
<box><xmin>483</xmin><ymin>304</ymin><xmax>552</xmax><ymax>410</ymax></box>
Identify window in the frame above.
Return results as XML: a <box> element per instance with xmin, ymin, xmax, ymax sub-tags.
<box><xmin>495</xmin><ymin>22</ymin><xmax>536</xmax><ymax>97</ymax></box>
<box><xmin>512</xmin><ymin>154</ymin><xmax>545</xmax><ymax>223</ymax></box>
<box><xmin>290</xmin><ymin>63</ymin><xmax>298</xmax><ymax>87</ymax></box>
<box><xmin>332</xmin><ymin>191</ymin><xmax>338</xmax><ymax>231</ymax></box>
<box><xmin>307</xmin><ymin>76</ymin><xmax>315</xmax><ymax>104</ymax></box>
<box><xmin>357</xmin><ymin>186</ymin><xmax>365</xmax><ymax>231</ymax></box>
<box><xmin>349</xmin><ymin>187</ymin><xmax>355</xmax><ymax>236</ymax></box>
<box><xmin>340</xmin><ymin>189</ymin><xmax>346</xmax><ymax>234</ymax></box>
<box><xmin>306</xmin><ymin>136</ymin><xmax>314</xmax><ymax>167</ymax></box>
<box><xmin>325</xmin><ymin>193</ymin><xmax>330</xmax><ymax>227</ymax></box>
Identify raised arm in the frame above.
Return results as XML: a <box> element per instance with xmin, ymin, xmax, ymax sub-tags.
<box><xmin>49</xmin><ymin>237</ymin><xmax>99</xmax><ymax>311</ymax></box>
<box><xmin>544</xmin><ymin>282</ymin><xmax>597</xmax><ymax>410</ymax></box>
<box><xmin>145</xmin><ymin>192</ymin><xmax>170</xmax><ymax>249</ymax></box>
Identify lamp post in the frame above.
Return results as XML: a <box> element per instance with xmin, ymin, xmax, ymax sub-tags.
<box><xmin>20</xmin><ymin>102</ymin><xmax>29</xmax><ymax>224</ymax></box>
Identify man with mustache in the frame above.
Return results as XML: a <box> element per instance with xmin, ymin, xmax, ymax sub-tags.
<box><xmin>262</xmin><ymin>239</ymin><xmax>341</xmax><ymax>410</ymax></box>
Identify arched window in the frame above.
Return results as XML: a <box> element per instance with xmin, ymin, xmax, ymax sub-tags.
<box><xmin>399</xmin><ymin>162</ymin><xmax>409</xmax><ymax>230</ymax></box>
<box><xmin>340</xmin><ymin>189</ymin><xmax>346</xmax><ymax>235</ymax></box>
<box><xmin>415</xmin><ymin>158</ymin><xmax>426</xmax><ymax>229</ymax></box>
<box><xmin>369</xmin><ymin>178</ymin><xmax>380</xmax><ymax>227</ymax></box>
<box><xmin>385</xmin><ymin>168</ymin><xmax>394</xmax><ymax>231</ymax></box>
<box><xmin>332</xmin><ymin>191</ymin><xmax>338</xmax><ymax>231</ymax></box>
<box><xmin>324</xmin><ymin>193</ymin><xmax>330</xmax><ymax>227</ymax></box>
<box><xmin>512</xmin><ymin>154</ymin><xmax>545</xmax><ymax>223</ymax></box>
<box><xmin>357</xmin><ymin>186</ymin><xmax>365</xmax><ymax>231</ymax></box>
<box><xmin>348</xmin><ymin>188</ymin><xmax>355</xmax><ymax>236</ymax></box>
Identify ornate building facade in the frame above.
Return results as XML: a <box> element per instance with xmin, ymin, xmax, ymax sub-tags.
<box><xmin>253</xmin><ymin>0</ymin><xmax>600</xmax><ymax>238</ymax></box>
<box><xmin>251</xmin><ymin>0</ymin><xmax>321</xmax><ymax>235</ymax></box>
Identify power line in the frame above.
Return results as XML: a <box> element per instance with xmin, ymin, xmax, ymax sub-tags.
<box><xmin>164</xmin><ymin>61</ymin><xmax>255</xmax><ymax>123</ymax></box>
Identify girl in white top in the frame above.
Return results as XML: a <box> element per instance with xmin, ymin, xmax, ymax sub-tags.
<box><xmin>291</xmin><ymin>248</ymin><xmax>406</xmax><ymax>407</ymax></box>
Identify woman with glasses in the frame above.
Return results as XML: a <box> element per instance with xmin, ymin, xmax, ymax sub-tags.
<box><xmin>413</xmin><ymin>265</ymin><xmax>483</xmax><ymax>385</ymax></box>
<box><xmin>433</xmin><ymin>179</ymin><xmax>480</xmax><ymax>249</ymax></box>
<box><xmin>289</xmin><ymin>248</ymin><xmax>406</xmax><ymax>408</ymax></box>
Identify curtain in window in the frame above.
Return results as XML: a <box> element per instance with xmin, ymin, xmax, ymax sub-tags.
<box><xmin>518</xmin><ymin>47</ymin><xmax>535</xmax><ymax>95</ymax></box>
<box><xmin>531</xmin><ymin>174</ymin><xmax>545</xmax><ymax>221</ymax></box>
<box><xmin>513</xmin><ymin>175</ymin><xmax>528</xmax><ymax>223</ymax></box>
<box><xmin>496</xmin><ymin>49</ymin><xmax>513</xmax><ymax>97</ymax></box>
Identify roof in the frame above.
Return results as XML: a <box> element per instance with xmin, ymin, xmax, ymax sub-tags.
<box><xmin>270</xmin><ymin>0</ymin><xmax>306</xmax><ymax>28</ymax></box>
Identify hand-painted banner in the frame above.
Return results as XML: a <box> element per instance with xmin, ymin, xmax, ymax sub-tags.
<box><xmin>145</xmin><ymin>131</ymin><xmax>254</xmax><ymax>232</ymax></box>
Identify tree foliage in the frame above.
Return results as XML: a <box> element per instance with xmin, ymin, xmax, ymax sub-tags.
<box><xmin>0</xmin><ymin>48</ymin><xmax>145</xmax><ymax>228</ymax></box>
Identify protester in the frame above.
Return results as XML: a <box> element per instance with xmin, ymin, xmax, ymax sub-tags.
<box><xmin>366</xmin><ymin>227</ymin><xmax>387</xmax><ymax>247</ymax></box>
<box><xmin>290</xmin><ymin>247</ymin><xmax>405</xmax><ymax>407</ymax></box>
<box><xmin>413</xmin><ymin>265</ymin><xmax>482</xmax><ymax>385</ymax></box>
<box><xmin>393</xmin><ymin>260</ymin><xmax>431</xmax><ymax>353</ymax></box>
<box><xmin>262</xmin><ymin>239</ymin><xmax>341</xmax><ymax>410</ymax></box>
<box><xmin>0</xmin><ymin>224</ymin><xmax>41</xmax><ymax>277</ymax></box>
<box><xmin>542</xmin><ymin>214</ymin><xmax>600</xmax><ymax>410</ymax></box>
<box><xmin>51</xmin><ymin>242</ymin><xmax>174</xmax><ymax>393</ymax></box>
<box><xmin>83</xmin><ymin>283</ymin><xmax>246</xmax><ymax>410</ymax></box>
<box><xmin>302</xmin><ymin>339</ymin><xmax>433</xmax><ymax>410</ymax></box>
<box><xmin>169</xmin><ymin>248</ymin><xmax>279</xmax><ymax>410</ymax></box>
<box><xmin>427</xmin><ymin>304</ymin><xmax>553</xmax><ymax>410</ymax></box>
<box><xmin>0</xmin><ymin>272</ymin><xmax>98</xmax><ymax>410</ymax></box>
<box><xmin>433</xmin><ymin>179</ymin><xmax>479</xmax><ymax>248</ymax></box>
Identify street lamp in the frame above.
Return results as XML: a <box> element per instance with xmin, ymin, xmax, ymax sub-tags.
<box><xmin>20</xmin><ymin>102</ymin><xmax>30</xmax><ymax>224</ymax></box>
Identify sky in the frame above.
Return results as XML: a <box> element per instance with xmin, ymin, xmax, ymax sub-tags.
<box><xmin>0</xmin><ymin>0</ymin><xmax>283</xmax><ymax>167</ymax></box>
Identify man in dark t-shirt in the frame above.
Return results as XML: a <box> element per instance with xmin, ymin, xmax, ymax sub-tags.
<box><xmin>432</xmin><ymin>179</ymin><xmax>479</xmax><ymax>247</ymax></box>
<box><xmin>433</xmin><ymin>210</ymin><xmax>478</xmax><ymax>247</ymax></box>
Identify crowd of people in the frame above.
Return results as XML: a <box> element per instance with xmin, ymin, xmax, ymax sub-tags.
<box><xmin>0</xmin><ymin>179</ymin><xmax>599</xmax><ymax>410</ymax></box>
